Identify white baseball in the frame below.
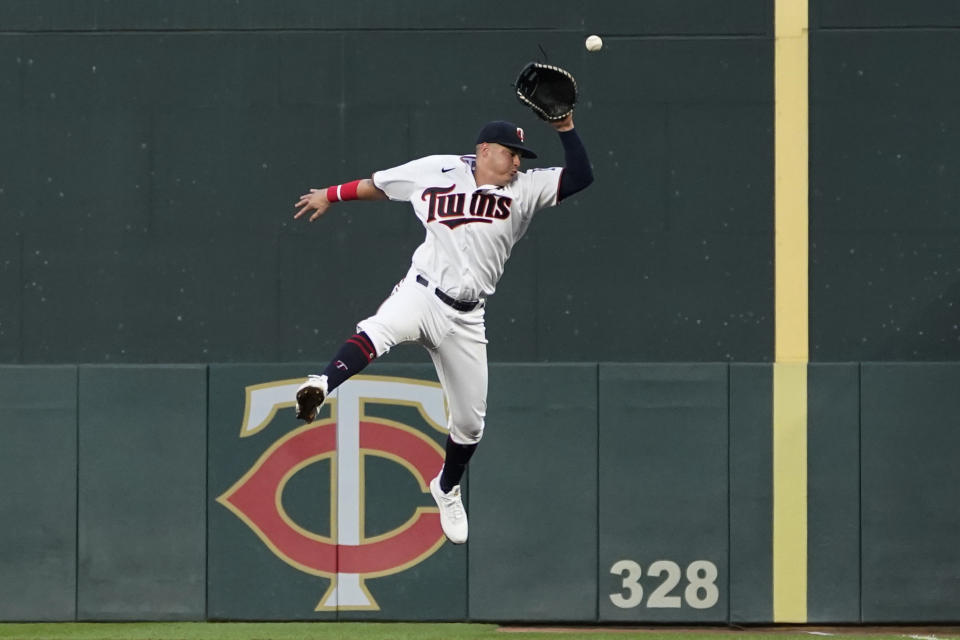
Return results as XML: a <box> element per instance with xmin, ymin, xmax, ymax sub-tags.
<box><xmin>585</xmin><ymin>35</ymin><xmax>603</xmax><ymax>52</ymax></box>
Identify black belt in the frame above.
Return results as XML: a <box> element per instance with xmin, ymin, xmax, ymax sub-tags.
<box><xmin>416</xmin><ymin>275</ymin><xmax>481</xmax><ymax>312</ymax></box>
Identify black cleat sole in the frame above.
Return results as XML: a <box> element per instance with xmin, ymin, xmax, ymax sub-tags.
<box><xmin>295</xmin><ymin>386</ymin><xmax>325</xmax><ymax>422</ymax></box>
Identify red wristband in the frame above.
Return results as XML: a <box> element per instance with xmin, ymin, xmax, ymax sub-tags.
<box><xmin>326</xmin><ymin>179</ymin><xmax>362</xmax><ymax>203</ymax></box>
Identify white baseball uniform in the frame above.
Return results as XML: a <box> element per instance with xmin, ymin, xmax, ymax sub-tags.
<box><xmin>356</xmin><ymin>153</ymin><xmax>563</xmax><ymax>444</ymax></box>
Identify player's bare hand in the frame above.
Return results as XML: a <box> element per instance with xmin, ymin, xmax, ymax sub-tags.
<box><xmin>294</xmin><ymin>189</ymin><xmax>331</xmax><ymax>222</ymax></box>
<box><xmin>550</xmin><ymin>113</ymin><xmax>574</xmax><ymax>132</ymax></box>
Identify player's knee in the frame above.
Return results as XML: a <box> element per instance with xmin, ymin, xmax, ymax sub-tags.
<box><xmin>355</xmin><ymin>322</ymin><xmax>392</xmax><ymax>357</ymax></box>
<box><xmin>449</xmin><ymin>419</ymin><xmax>484</xmax><ymax>445</ymax></box>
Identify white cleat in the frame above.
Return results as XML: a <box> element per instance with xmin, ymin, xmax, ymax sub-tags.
<box><xmin>295</xmin><ymin>374</ymin><xmax>329</xmax><ymax>422</ymax></box>
<box><xmin>430</xmin><ymin>474</ymin><xmax>468</xmax><ymax>544</ymax></box>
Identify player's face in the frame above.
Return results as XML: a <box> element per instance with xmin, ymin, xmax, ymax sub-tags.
<box><xmin>478</xmin><ymin>143</ymin><xmax>521</xmax><ymax>186</ymax></box>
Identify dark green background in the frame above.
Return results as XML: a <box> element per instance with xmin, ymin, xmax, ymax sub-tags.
<box><xmin>598</xmin><ymin>364</ymin><xmax>729</xmax><ymax>623</ymax></box>
<box><xmin>0</xmin><ymin>0</ymin><xmax>774</xmax><ymax>364</ymax></box>
<box><xmin>3</xmin><ymin>362</ymin><xmax>958</xmax><ymax>622</ymax></box>
<box><xmin>728</xmin><ymin>364</ymin><xmax>772</xmax><ymax>624</ymax></box>
<box><xmin>469</xmin><ymin>364</ymin><xmax>598</xmax><ymax>622</ymax></box>
<box><xmin>6</xmin><ymin>0</ymin><xmax>956</xmax><ymax>363</ymax></box>
<box><xmin>76</xmin><ymin>365</ymin><xmax>207</xmax><ymax>621</ymax></box>
<box><xmin>3</xmin><ymin>0</ymin><xmax>960</xmax><ymax>626</ymax></box>
<box><xmin>859</xmin><ymin>363</ymin><xmax>960</xmax><ymax>622</ymax></box>
<box><xmin>806</xmin><ymin>364</ymin><xmax>860</xmax><ymax>623</ymax></box>
<box><xmin>810</xmin><ymin>1</ymin><xmax>960</xmax><ymax>360</ymax></box>
<box><xmin>0</xmin><ymin>366</ymin><xmax>77</xmax><ymax>621</ymax></box>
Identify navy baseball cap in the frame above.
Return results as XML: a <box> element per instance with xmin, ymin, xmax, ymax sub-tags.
<box><xmin>475</xmin><ymin>120</ymin><xmax>538</xmax><ymax>159</ymax></box>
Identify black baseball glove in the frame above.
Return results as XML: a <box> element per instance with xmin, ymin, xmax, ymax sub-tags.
<box><xmin>514</xmin><ymin>62</ymin><xmax>578</xmax><ymax>122</ymax></box>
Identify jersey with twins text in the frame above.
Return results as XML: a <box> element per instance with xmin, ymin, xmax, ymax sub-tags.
<box><xmin>372</xmin><ymin>154</ymin><xmax>562</xmax><ymax>300</ymax></box>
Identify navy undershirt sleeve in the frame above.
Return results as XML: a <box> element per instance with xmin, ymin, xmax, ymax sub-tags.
<box><xmin>557</xmin><ymin>128</ymin><xmax>594</xmax><ymax>202</ymax></box>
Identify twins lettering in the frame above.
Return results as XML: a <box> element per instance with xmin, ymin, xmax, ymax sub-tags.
<box><xmin>422</xmin><ymin>185</ymin><xmax>512</xmax><ymax>229</ymax></box>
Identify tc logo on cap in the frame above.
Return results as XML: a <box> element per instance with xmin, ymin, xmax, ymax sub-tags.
<box><xmin>475</xmin><ymin>120</ymin><xmax>537</xmax><ymax>158</ymax></box>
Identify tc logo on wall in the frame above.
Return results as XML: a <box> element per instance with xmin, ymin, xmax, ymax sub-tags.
<box><xmin>218</xmin><ymin>375</ymin><xmax>448</xmax><ymax>611</ymax></box>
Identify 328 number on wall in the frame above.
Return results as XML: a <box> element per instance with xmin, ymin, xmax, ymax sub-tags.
<box><xmin>609</xmin><ymin>560</ymin><xmax>719</xmax><ymax>609</ymax></box>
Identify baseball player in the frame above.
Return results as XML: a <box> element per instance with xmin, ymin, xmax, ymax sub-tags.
<box><xmin>293</xmin><ymin>112</ymin><xmax>593</xmax><ymax>544</ymax></box>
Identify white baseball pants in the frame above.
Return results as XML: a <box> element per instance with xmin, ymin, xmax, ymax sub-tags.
<box><xmin>356</xmin><ymin>270</ymin><xmax>488</xmax><ymax>445</ymax></box>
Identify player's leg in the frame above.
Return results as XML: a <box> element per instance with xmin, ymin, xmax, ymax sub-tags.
<box><xmin>432</xmin><ymin>350</ymin><xmax>486</xmax><ymax>491</ymax></box>
<box><xmin>296</xmin><ymin>278</ymin><xmax>428</xmax><ymax>422</ymax></box>
<box><xmin>427</xmin><ymin>313</ymin><xmax>488</xmax><ymax>544</ymax></box>
<box><xmin>294</xmin><ymin>331</ymin><xmax>377</xmax><ymax>421</ymax></box>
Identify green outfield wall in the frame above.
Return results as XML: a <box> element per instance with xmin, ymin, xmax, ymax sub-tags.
<box><xmin>2</xmin><ymin>0</ymin><xmax>959</xmax><ymax>625</ymax></box>
<box><xmin>0</xmin><ymin>2</ymin><xmax>783</xmax><ymax>366</ymax></box>
<box><xmin>0</xmin><ymin>0</ymin><xmax>775</xmax><ymax>364</ymax></box>
<box><xmin>2</xmin><ymin>362</ymin><xmax>960</xmax><ymax>623</ymax></box>
<box><xmin>5</xmin><ymin>0</ymin><xmax>957</xmax><ymax>366</ymax></box>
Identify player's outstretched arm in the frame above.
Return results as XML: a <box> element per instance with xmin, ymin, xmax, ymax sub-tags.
<box><xmin>550</xmin><ymin>112</ymin><xmax>594</xmax><ymax>201</ymax></box>
<box><xmin>294</xmin><ymin>178</ymin><xmax>388</xmax><ymax>222</ymax></box>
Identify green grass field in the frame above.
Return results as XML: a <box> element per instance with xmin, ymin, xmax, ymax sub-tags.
<box><xmin>0</xmin><ymin>623</ymin><xmax>958</xmax><ymax>640</ymax></box>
